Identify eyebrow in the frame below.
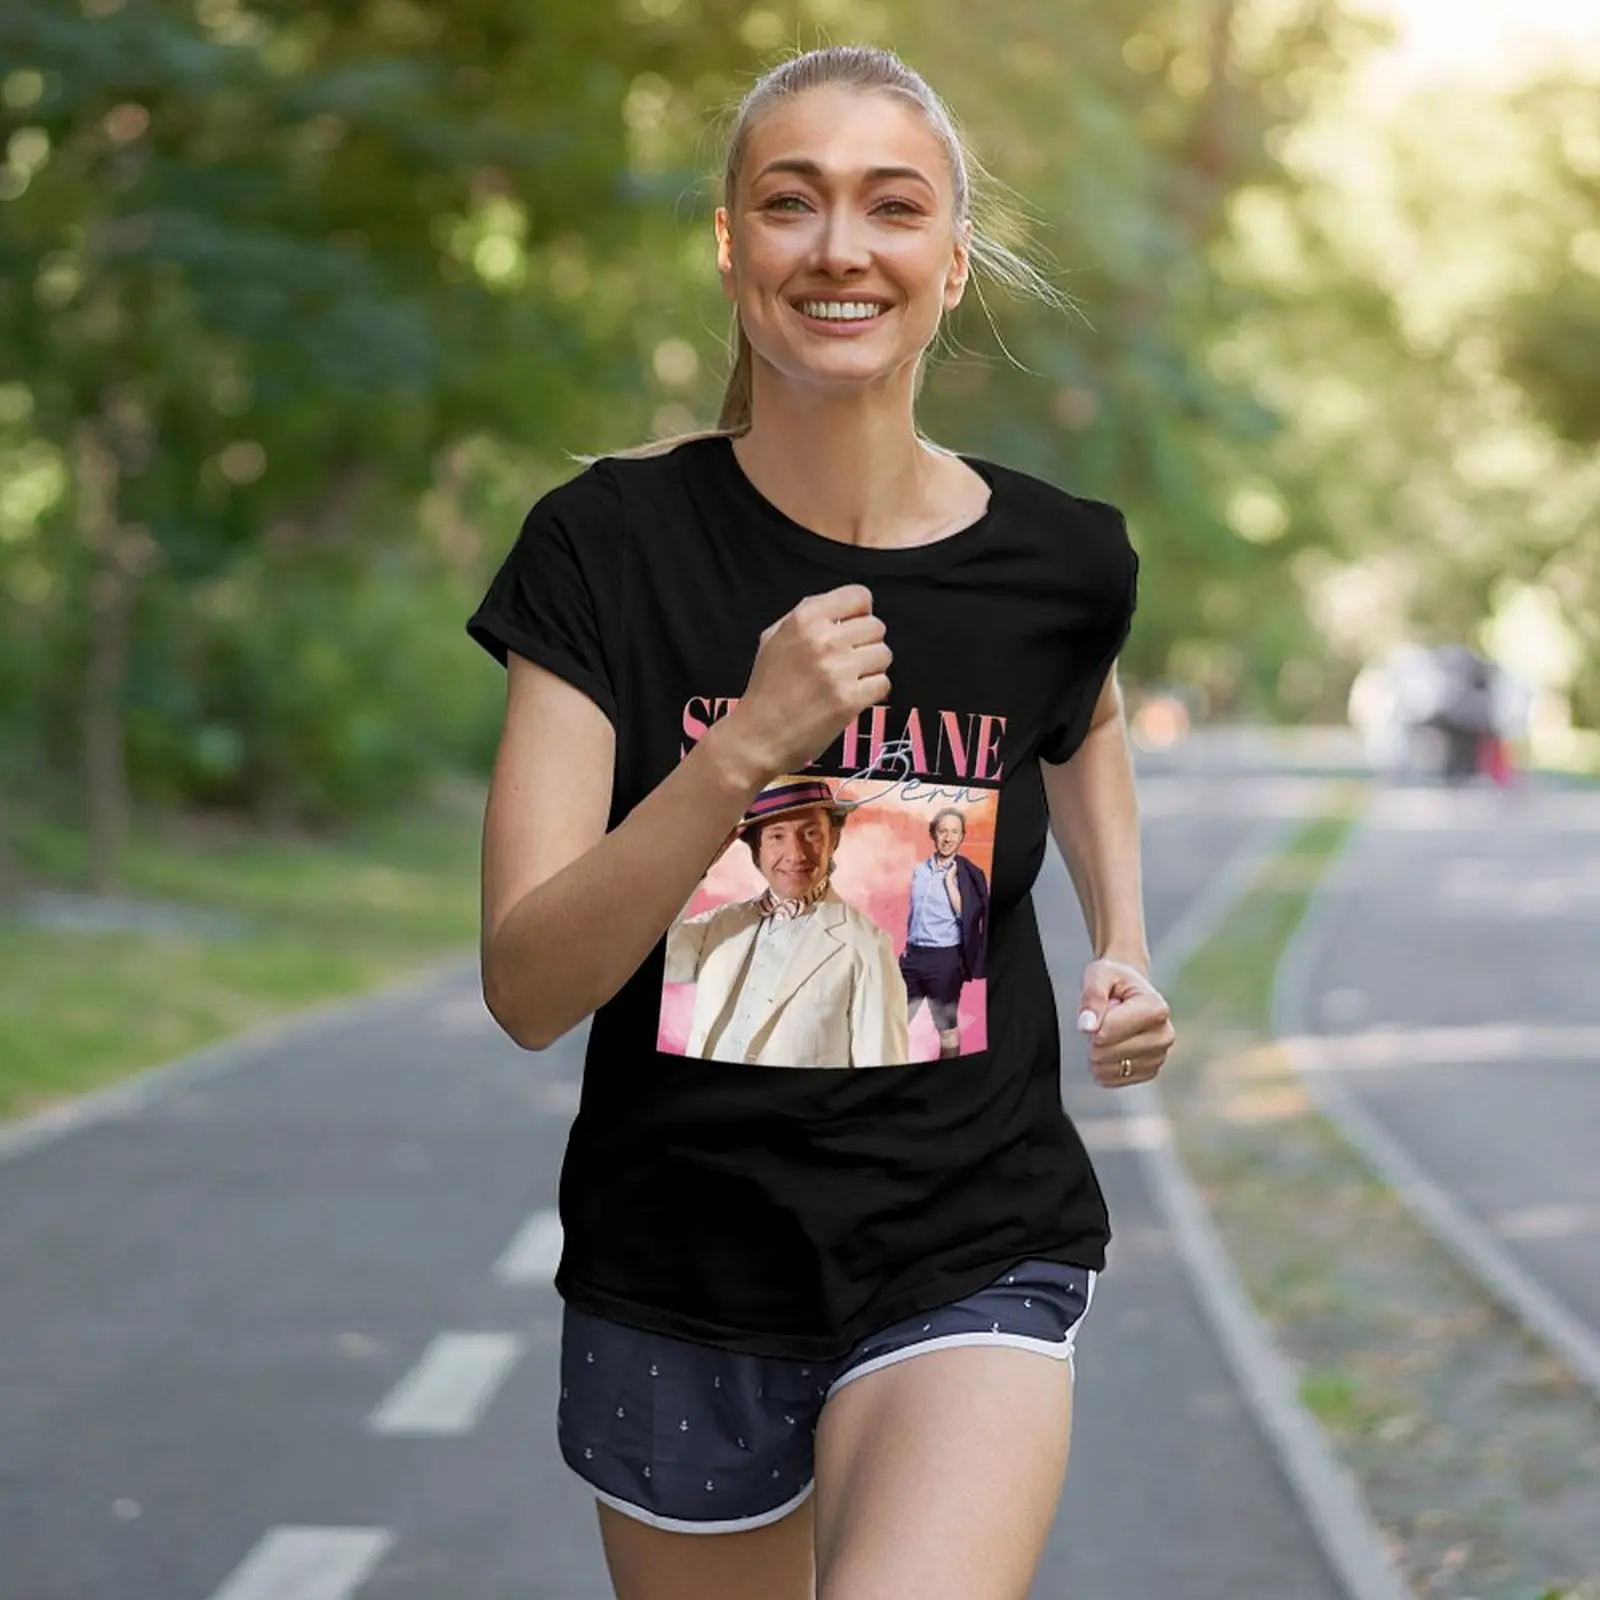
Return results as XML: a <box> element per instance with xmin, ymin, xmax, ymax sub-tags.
<box><xmin>751</xmin><ymin>158</ymin><xmax>936</xmax><ymax>189</ymax></box>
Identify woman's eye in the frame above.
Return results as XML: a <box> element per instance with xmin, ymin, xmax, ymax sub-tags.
<box><xmin>875</xmin><ymin>198</ymin><xmax>922</xmax><ymax>217</ymax></box>
<box><xmin>763</xmin><ymin>194</ymin><xmax>811</xmax><ymax>212</ymax></box>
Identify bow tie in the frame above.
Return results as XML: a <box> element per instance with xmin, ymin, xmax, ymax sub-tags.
<box><xmin>759</xmin><ymin>876</ymin><xmax>829</xmax><ymax>920</ymax></box>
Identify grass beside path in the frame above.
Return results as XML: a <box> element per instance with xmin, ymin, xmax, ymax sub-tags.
<box><xmin>1167</xmin><ymin>796</ymin><xmax>1600</xmax><ymax>1600</ymax></box>
<box><xmin>0</xmin><ymin>780</ymin><xmax>483</xmax><ymax>1124</ymax></box>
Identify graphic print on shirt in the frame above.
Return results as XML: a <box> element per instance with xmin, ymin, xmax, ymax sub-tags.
<box><xmin>660</xmin><ymin>701</ymin><xmax>1001</xmax><ymax>1068</ymax></box>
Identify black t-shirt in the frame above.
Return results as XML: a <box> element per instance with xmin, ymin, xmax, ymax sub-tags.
<box><xmin>467</xmin><ymin>435</ymin><xmax>1137</xmax><ymax>1360</ymax></box>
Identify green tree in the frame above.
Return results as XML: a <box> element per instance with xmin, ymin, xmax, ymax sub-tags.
<box><xmin>0</xmin><ymin>0</ymin><xmax>765</xmax><ymax>878</ymax></box>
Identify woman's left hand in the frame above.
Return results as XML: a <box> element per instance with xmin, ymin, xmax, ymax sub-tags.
<box><xmin>1075</xmin><ymin>959</ymin><xmax>1174</xmax><ymax>1088</ymax></box>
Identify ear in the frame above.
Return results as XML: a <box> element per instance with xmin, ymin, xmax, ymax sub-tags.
<box><xmin>944</xmin><ymin>218</ymin><xmax>973</xmax><ymax>311</ymax></box>
<box><xmin>715</xmin><ymin>207</ymin><xmax>737</xmax><ymax>302</ymax></box>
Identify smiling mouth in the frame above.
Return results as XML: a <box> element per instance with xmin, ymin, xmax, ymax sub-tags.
<box><xmin>793</xmin><ymin>298</ymin><xmax>890</xmax><ymax>324</ymax></box>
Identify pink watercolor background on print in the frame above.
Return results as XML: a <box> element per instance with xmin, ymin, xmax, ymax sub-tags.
<box><xmin>657</xmin><ymin>784</ymin><xmax>997</xmax><ymax>1063</ymax></box>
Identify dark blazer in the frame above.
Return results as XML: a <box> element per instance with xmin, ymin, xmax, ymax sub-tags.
<box><xmin>953</xmin><ymin>854</ymin><xmax>990</xmax><ymax>982</ymax></box>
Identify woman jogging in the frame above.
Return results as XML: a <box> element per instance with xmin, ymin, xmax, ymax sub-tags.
<box><xmin>468</xmin><ymin>44</ymin><xmax>1174</xmax><ymax>1600</ymax></box>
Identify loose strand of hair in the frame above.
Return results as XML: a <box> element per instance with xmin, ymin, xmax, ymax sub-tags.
<box><xmin>580</xmin><ymin>45</ymin><xmax>1080</xmax><ymax>464</ymax></box>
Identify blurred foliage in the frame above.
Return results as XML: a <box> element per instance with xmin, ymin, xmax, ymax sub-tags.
<box><xmin>1218</xmin><ymin>57</ymin><xmax>1600</xmax><ymax>726</ymax></box>
<box><xmin>0</xmin><ymin>0</ymin><xmax>1594</xmax><ymax>883</ymax></box>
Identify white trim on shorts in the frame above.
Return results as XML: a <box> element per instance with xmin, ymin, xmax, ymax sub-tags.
<box><xmin>825</xmin><ymin>1267</ymin><xmax>1097</xmax><ymax>1401</ymax></box>
<box><xmin>589</xmin><ymin>1476</ymin><xmax>815</xmax><ymax>1536</ymax></box>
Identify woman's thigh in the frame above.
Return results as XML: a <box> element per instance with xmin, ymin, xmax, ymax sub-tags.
<box><xmin>596</xmin><ymin>1497</ymin><xmax>815</xmax><ymax>1600</ymax></box>
<box><xmin>811</xmin><ymin>1346</ymin><xmax>1076</xmax><ymax>1600</ymax></box>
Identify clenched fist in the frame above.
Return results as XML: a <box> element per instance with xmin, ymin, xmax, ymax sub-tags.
<box><xmin>725</xmin><ymin>585</ymin><xmax>892</xmax><ymax>781</ymax></box>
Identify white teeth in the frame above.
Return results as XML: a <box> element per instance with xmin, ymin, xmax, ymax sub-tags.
<box><xmin>798</xmin><ymin>300</ymin><xmax>884</xmax><ymax>321</ymax></box>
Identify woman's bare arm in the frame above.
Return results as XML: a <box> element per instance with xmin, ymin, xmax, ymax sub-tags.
<box><xmin>480</xmin><ymin>584</ymin><xmax>892</xmax><ymax>1050</ymax></box>
<box><xmin>1041</xmin><ymin>666</ymin><xmax>1149</xmax><ymax>974</ymax></box>
<box><xmin>480</xmin><ymin>655</ymin><xmax>765</xmax><ymax>1049</ymax></box>
<box><xmin>1042</xmin><ymin>665</ymin><xmax>1173</xmax><ymax>1089</ymax></box>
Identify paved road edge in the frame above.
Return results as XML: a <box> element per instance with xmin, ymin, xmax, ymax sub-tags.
<box><xmin>0</xmin><ymin>953</ymin><xmax>479</xmax><ymax>1167</ymax></box>
<box><xmin>1126</xmin><ymin>808</ymin><xmax>1415</xmax><ymax>1600</ymax></box>
<box><xmin>1273</xmin><ymin>796</ymin><xmax>1600</xmax><ymax>1400</ymax></box>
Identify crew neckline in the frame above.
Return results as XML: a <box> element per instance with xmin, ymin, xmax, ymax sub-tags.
<box><xmin>705</xmin><ymin>435</ymin><xmax>1001</xmax><ymax>574</ymax></box>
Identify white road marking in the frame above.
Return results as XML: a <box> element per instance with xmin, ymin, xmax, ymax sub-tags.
<box><xmin>206</xmin><ymin>1527</ymin><xmax>394</xmax><ymax>1600</ymax></box>
<box><xmin>533</xmin><ymin>1080</ymin><xmax>582</xmax><ymax>1115</ymax></box>
<box><xmin>1302</xmin><ymin>1021</ymin><xmax>1600</xmax><ymax>1072</ymax></box>
<box><xmin>1075</xmin><ymin>1114</ymin><xmax>1168</xmax><ymax>1152</ymax></box>
<box><xmin>368</xmin><ymin>1333</ymin><xmax>525</xmax><ymax>1436</ymax></box>
<box><xmin>494</xmin><ymin>1208</ymin><xmax>563</xmax><ymax>1284</ymax></box>
<box><xmin>1494</xmin><ymin>1203</ymin><xmax>1600</xmax><ymax>1242</ymax></box>
<box><xmin>432</xmin><ymin>994</ymin><xmax>500</xmax><ymax>1035</ymax></box>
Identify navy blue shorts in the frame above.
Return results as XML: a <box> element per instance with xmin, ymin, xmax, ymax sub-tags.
<box><xmin>900</xmin><ymin>942</ymin><xmax>966</xmax><ymax>1031</ymax></box>
<box><xmin>557</xmin><ymin>1258</ymin><xmax>1095</xmax><ymax>1533</ymax></box>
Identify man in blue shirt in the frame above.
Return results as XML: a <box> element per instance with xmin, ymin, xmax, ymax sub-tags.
<box><xmin>901</xmin><ymin>807</ymin><xmax>990</xmax><ymax>1059</ymax></box>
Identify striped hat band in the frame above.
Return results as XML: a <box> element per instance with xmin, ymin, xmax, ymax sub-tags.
<box><xmin>739</xmin><ymin>776</ymin><xmax>839</xmax><ymax>832</ymax></box>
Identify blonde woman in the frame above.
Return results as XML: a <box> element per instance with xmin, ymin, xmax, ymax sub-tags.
<box><xmin>470</xmin><ymin>44</ymin><xmax>1173</xmax><ymax>1600</ymax></box>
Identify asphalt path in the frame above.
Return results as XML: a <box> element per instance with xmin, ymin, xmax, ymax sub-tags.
<box><xmin>1038</xmin><ymin>772</ymin><xmax>1346</xmax><ymax>1600</ymax></box>
<box><xmin>1291</xmin><ymin>779</ymin><xmax>1600</xmax><ymax>1359</ymax></box>
<box><xmin>0</xmin><ymin>768</ymin><xmax>1348</xmax><ymax>1600</ymax></box>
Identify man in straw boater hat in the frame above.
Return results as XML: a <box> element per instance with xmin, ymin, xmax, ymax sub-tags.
<box><xmin>664</xmin><ymin>775</ymin><xmax>910</xmax><ymax>1068</ymax></box>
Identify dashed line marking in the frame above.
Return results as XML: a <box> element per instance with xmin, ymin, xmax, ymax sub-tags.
<box><xmin>367</xmin><ymin>1332</ymin><xmax>526</xmax><ymax>1436</ymax></box>
<box><xmin>431</xmin><ymin>995</ymin><xmax>499</xmax><ymax>1035</ymax></box>
<box><xmin>494</xmin><ymin>1208</ymin><xmax>563</xmax><ymax>1284</ymax></box>
<box><xmin>205</xmin><ymin>1526</ymin><xmax>394</xmax><ymax>1600</ymax></box>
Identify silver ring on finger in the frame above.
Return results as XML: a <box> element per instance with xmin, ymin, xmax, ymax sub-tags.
<box><xmin>1118</xmin><ymin>1058</ymin><xmax>1133</xmax><ymax>1079</ymax></box>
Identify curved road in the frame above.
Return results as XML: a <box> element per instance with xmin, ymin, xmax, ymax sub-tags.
<box><xmin>1290</xmin><ymin>779</ymin><xmax>1600</xmax><ymax>1383</ymax></box>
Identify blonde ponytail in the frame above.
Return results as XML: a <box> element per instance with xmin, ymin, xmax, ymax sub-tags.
<box><xmin>716</xmin><ymin>324</ymin><xmax>755</xmax><ymax>435</ymax></box>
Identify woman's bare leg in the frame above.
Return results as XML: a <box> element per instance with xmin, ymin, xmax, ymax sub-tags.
<box><xmin>596</xmin><ymin>1496</ymin><xmax>815</xmax><ymax>1600</ymax></box>
<box><xmin>812</xmin><ymin>1347</ymin><xmax>1075</xmax><ymax>1600</ymax></box>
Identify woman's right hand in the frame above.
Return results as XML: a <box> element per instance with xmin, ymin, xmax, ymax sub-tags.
<box><xmin>725</xmin><ymin>584</ymin><xmax>892</xmax><ymax>779</ymax></box>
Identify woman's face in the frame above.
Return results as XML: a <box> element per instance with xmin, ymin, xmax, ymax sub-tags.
<box><xmin>716</xmin><ymin>86</ymin><xmax>970</xmax><ymax>401</ymax></box>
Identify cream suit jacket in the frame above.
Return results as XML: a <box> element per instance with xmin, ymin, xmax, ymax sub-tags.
<box><xmin>664</xmin><ymin>890</ymin><xmax>911</xmax><ymax>1068</ymax></box>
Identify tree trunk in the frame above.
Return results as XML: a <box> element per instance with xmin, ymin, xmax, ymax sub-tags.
<box><xmin>265</xmin><ymin>460</ymin><xmax>378</xmax><ymax>555</ymax></box>
<box><xmin>306</xmin><ymin>460</ymin><xmax>377</xmax><ymax>547</ymax></box>
<box><xmin>0</xmin><ymin>788</ymin><xmax>16</xmax><ymax>907</ymax></box>
<box><xmin>76</xmin><ymin>420</ymin><xmax>145</xmax><ymax>897</ymax></box>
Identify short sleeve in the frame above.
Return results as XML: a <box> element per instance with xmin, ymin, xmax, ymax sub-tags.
<box><xmin>466</xmin><ymin>462</ymin><xmax>622</xmax><ymax>724</ymax></box>
<box><xmin>1038</xmin><ymin>508</ymin><xmax>1138</xmax><ymax>766</ymax></box>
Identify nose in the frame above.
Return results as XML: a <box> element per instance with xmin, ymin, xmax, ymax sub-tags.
<box><xmin>813</xmin><ymin>203</ymin><xmax>871</xmax><ymax>277</ymax></box>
